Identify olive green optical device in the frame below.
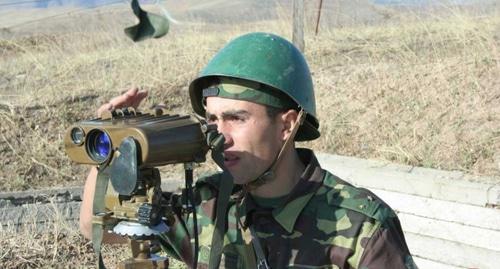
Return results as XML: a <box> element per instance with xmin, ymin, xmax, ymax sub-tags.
<box><xmin>64</xmin><ymin>107</ymin><xmax>224</xmax><ymax>269</ymax></box>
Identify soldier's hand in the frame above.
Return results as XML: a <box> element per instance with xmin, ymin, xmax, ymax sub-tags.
<box><xmin>97</xmin><ymin>87</ymin><xmax>148</xmax><ymax>117</ymax></box>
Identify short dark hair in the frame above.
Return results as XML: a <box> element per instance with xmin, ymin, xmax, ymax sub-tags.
<box><xmin>265</xmin><ymin>105</ymin><xmax>293</xmax><ymax>120</ymax></box>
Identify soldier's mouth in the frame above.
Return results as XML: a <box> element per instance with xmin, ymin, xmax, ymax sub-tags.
<box><xmin>223</xmin><ymin>153</ymin><xmax>239</xmax><ymax>167</ymax></box>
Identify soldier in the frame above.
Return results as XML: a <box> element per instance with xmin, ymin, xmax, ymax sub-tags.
<box><xmin>80</xmin><ymin>32</ymin><xmax>417</xmax><ymax>268</ymax></box>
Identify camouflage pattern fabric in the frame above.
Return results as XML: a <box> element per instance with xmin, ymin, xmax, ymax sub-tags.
<box><xmin>159</xmin><ymin>149</ymin><xmax>417</xmax><ymax>269</ymax></box>
<box><xmin>202</xmin><ymin>77</ymin><xmax>295</xmax><ymax>109</ymax></box>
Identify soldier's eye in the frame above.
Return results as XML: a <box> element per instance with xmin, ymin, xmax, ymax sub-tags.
<box><xmin>229</xmin><ymin>115</ymin><xmax>246</xmax><ymax>122</ymax></box>
<box><xmin>206</xmin><ymin>114</ymin><xmax>217</xmax><ymax>123</ymax></box>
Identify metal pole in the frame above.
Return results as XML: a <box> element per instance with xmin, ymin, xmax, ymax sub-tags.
<box><xmin>315</xmin><ymin>0</ymin><xmax>324</xmax><ymax>35</ymax></box>
<box><xmin>293</xmin><ymin>0</ymin><xmax>305</xmax><ymax>52</ymax></box>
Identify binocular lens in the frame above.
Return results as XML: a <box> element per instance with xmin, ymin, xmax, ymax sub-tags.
<box><xmin>70</xmin><ymin>127</ymin><xmax>85</xmax><ymax>145</ymax></box>
<box><xmin>86</xmin><ymin>129</ymin><xmax>112</xmax><ymax>163</ymax></box>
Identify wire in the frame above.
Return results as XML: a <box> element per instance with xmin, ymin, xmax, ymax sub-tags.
<box><xmin>184</xmin><ymin>163</ymin><xmax>199</xmax><ymax>269</ymax></box>
<box><xmin>0</xmin><ymin>0</ymin><xmax>50</xmax><ymax>8</ymax></box>
<box><xmin>4</xmin><ymin>0</ymin><xmax>178</xmax><ymax>30</ymax></box>
<box><xmin>5</xmin><ymin>0</ymin><xmax>125</xmax><ymax>29</ymax></box>
<box><xmin>154</xmin><ymin>0</ymin><xmax>180</xmax><ymax>24</ymax></box>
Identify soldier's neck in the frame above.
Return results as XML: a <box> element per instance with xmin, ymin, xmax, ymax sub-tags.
<box><xmin>250</xmin><ymin>147</ymin><xmax>304</xmax><ymax>198</ymax></box>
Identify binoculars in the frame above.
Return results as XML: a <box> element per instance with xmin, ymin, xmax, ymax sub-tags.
<box><xmin>64</xmin><ymin>108</ymin><xmax>212</xmax><ymax>168</ymax></box>
<box><xmin>64</xmin><ymin>108</ymin><xmax>222</xmax><ymax>269</ymax></box>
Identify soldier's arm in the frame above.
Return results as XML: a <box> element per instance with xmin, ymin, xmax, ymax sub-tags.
<box><xmin>158</xmin><ymin>173</ymin><xmax>225</xmax><ymax>266</ymax></box>
<box><xmin>358</xmin><ymin>218</ymin><xmax>418</xmax><ymax>269</ymax></box>
<box><xmin>79</xmin><ymin>167</ymin><xmax>96</xmax><ymax>240</ymax></box>
<box><xmin>80</xmin><ymin>167</ymin><xmax>127</xmax><ymax>243</ymax></box>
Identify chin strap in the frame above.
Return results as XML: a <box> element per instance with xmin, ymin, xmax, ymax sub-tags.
<box><xmin>245</xmin><ymin>109</ymin><xmax>306</xmax><ymax>190</ymax></box>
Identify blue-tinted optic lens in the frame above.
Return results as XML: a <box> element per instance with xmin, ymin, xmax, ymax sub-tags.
<box><xmin>87</xmin><ymin>130</ymin><xmax>111</xmax><ymax>163</ymax></box>
<box><xmin>95</xmin><ymin>132</ymin><xmax>111</xmax><ymax>158</ymax></box>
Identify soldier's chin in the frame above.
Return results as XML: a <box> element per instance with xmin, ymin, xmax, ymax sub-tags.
<box><xmin>229</xmin><ymin>173</ymin><xmax>253</xmax><ymax>185</ymax></box>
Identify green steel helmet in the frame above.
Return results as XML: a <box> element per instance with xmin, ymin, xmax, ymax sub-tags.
<box><xmin>189</xmin><ymin>32</ymin><xmax>320</xmax><ymax>141</ymax></box>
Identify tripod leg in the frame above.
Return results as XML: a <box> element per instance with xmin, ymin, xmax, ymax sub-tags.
<box><xmin>118</xmin><ymin>239</ymin><xmax>169</xmax><ymax>269</ymax></box>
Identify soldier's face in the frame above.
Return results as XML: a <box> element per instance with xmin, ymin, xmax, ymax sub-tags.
<box><xmin>205</xmin><ymin>97</ymin><xmax>284</xmax><ymax>185</ymax></box>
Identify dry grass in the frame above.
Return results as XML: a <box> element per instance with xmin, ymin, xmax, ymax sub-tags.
<box><xmin>304</xmin><ymin>13</ymin><xmax>500</xmax><ymax>176</ymax></box>
<box><xmin>1</xmin><ymin>220</ymin><xmax>96</xmax><ymax>268</ymax></box>
<box><xmin>0</xmin><ymin>3</ymin><xmax>499</xmax><ymax>268</ymax></box>
<box><xmin>0</xmin><ymin>217</ymin><xmax>187</xmax><ymax>268</ymax></box>
<box><xmin>1</xmin><ymin>9</ymin><xmax>498</xmax><ymax>192</ymax></box>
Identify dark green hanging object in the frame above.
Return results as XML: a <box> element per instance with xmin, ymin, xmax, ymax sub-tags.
<box><xmin>124</xmin><ymin>0</ymin><xmax>169</xmax><ymax>42</ymax></box>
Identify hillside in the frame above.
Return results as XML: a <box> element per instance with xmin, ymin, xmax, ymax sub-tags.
<box><xmin>0</xmin><ymin>1</ymin><xmax>498</xmax><ymax>193</ymax></box>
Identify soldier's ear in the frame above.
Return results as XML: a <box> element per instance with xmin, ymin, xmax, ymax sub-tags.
<box><xmin>280</xmin><ymin>109</ymin><xmax>299</xmax><ymax>141</ymax></box>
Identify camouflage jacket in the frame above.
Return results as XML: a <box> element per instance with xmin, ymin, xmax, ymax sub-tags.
<box><xmin>159</xmin><ymin>149</ymin><xmax>417</xmax><ymax>269</ymax></box>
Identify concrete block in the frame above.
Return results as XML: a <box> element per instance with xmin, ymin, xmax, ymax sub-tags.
<box><xmin>413</xmin><ymin>257</ymin><xmax>462</xmax><ymax>269</ymax></box>
<box><xmin>405</xmin><ymin>232</ymin><xmax>499</xmax><ymax>269</ymax></box>
<box><xmin>316</xmin><ymin>153</ymin><xmax>500</xmax><ymax>207</ymax></box>
<box><xmin>372</xmin><ymin>189</ymin><xmax>500</xmax><ymax>231</ymax></box>
<box><xmin>487</xmin><ymin>183</ymin><xmax>500</xmax><ymax>207</ymax></box>
<box><xmin>0</xmin><ymin>201</ymin><xmax>81</xmax><ymax>230</ymax></box>
<box><xmin>398</xmin><ymin>212</ymin><xmax>500</xmax><ymax>252</ymax></box>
